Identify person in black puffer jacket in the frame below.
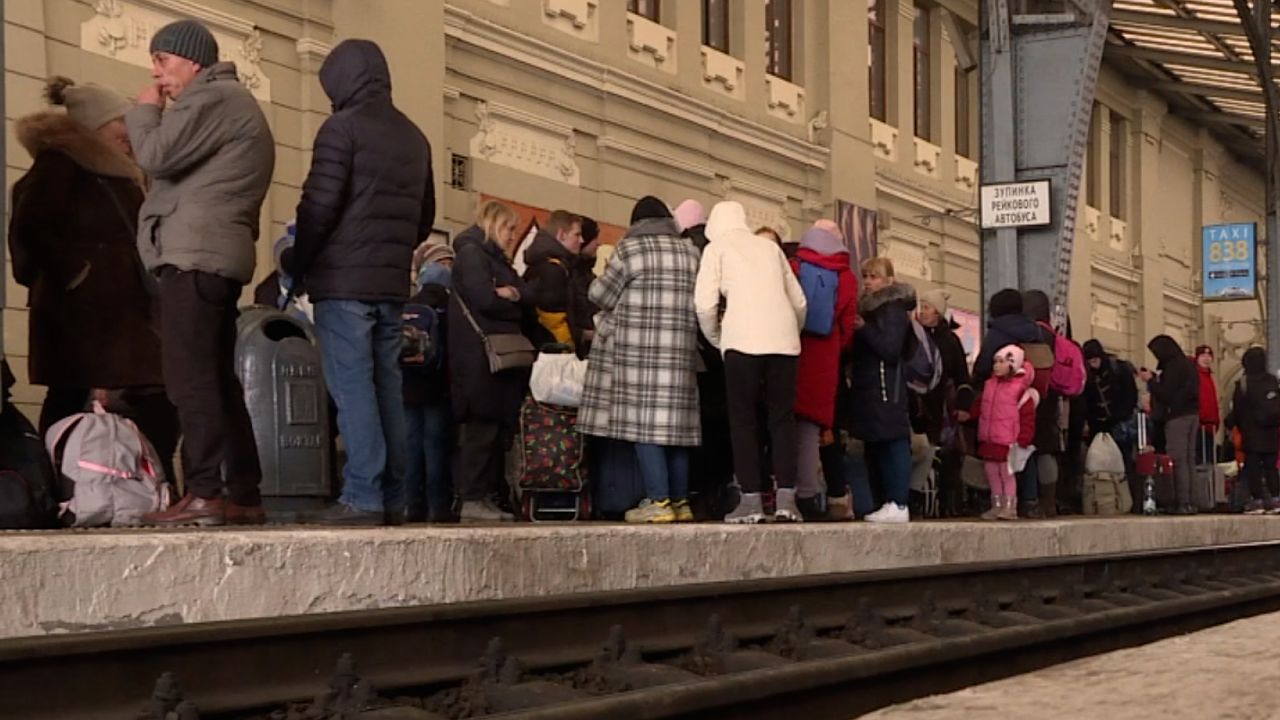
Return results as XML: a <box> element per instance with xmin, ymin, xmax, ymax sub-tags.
<box><xmin>1148</xmin><ymin>334</ymin><xmax>1200</xmax><ymax>514</ymax></box>
<box><xmin>288</xmin><ymin>39</ymin><xmax>435</xmax><ymax>526</ymax></box>
<box><xmin>849</xmin><ymin>257</ymin><xmax>917</xmax><ymax>523</ymax></box>
<box><xmin>1226</xmin><ymin>347</ymin><xmax>1280</xmax><ymax>511</ymax></box>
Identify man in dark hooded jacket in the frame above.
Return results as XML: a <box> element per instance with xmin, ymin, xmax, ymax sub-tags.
<box><xmin>1147</xmin><ymin>334</ymin><xmax>1200</xmax><ymax>514</ymax></box>
<box><xmin>523</xmin><ymin>210</ymin><xmax>587</xmax><ymax>350</ymax></box>
<box><xmin>1226</xmin><ymin>347</ymin><xmax>1280</xmax><ymax>512</ymax></box>
<box><xmin>972</xmin><ymin>289</ymin><xmax>1042</xmax><ymax>386</ymax></box>
<box><xmin>288</xmin><ymin>39</ymin><xmax>436</xmax><ymax>526</ymax></box>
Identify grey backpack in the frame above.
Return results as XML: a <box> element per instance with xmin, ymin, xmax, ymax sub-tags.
<box><xmin>45</xmin><ymin>405</ymin><xmax>169</xmax><ymax>527</ymax></box>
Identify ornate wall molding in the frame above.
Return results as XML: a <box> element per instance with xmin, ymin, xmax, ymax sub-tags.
<box><xmin>626</xmin><ymin>13</ymin><xmax>677</xmax><ymax>73</ymax></box>
<box><xmin>870</xmin><ymin>119</ymin><xmax>899</xmax><ymax>162</ymax></box>
<box><xmin>469</xmin><ymin>101</ymin><xmax>580</xmax><ymax>186</ymax></box>
<box><xmin>722</xmin><ymin>178</ymin><xmax>790</xmax><ymax>240</ymax></box>
<box><xmin>766</xmin><ymin>75</ymin><xmax>805</xmax><ymax>123</ymax></box>
<box><xmin>701</xmin><ymin>47</ymin><xmax>744</xmax><ymax>100</ymax></box>
<box><xmin>82</xmin><ymin>0</ymin><xmax>272</xmax><ymax>101</ymax></box>
<box><xmin>543</xmin><ymin>0</ymin><xmax>599</xmax><ymax>42</ymax></box>
<box><xmin>597</xmin><ymin>136</ymin><xmax>716</xmax><ymax>179</ymax></box>
<box><xmin>295</xmin><ymin>38</ymin><xmax>332</xmax><ymax>64</ymax></box>
<box><xmin>444</xmin><ymin>6</ymin><xmax>828</xmax><ymax>170</ymax></box>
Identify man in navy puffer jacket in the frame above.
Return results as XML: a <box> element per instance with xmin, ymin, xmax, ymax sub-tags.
<box><xmin>287</xmin><ymin>39</ymin><xmax>435</xmax><ymax>526</ymax></box>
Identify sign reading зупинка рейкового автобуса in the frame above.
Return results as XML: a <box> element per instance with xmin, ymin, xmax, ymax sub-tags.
<box><xmin>1202</xmin><ymin>223</ymin><xmax>1256</xmax><ymax>302</ymax></box>
<box><xmin>979</xmin><ymin>180</ymin><xmax>1052</xmax><ymax>230</ymax></box>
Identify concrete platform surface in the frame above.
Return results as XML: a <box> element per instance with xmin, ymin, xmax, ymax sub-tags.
<box><xmin>863</xmin><ymin>608</ymin><xmax>1280</xmax><ymax>719</ymax></box>
<box><xmin>3</xmin><ymin>516</ymin><xmax>1280</xmax><ymax>639</ymax></box>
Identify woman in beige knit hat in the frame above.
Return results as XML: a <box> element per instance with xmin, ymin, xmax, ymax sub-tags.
<box><xmin>9</xmin><ymin>76</ymin><xmax>178</xmax><ymax>491</ymax></box>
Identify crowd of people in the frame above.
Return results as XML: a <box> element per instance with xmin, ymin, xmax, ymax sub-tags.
<box><xmin>7</xmin><ymin>19</ymin><xmax>1275</xmax><ymax>530</ymax></box>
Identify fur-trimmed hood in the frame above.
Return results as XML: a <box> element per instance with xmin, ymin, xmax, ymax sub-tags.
<box><xmin>859</xmin><ymin>280</ymin><xmax>917</xmax><ymax>316</ymax></box>
<box><xmin>16</xmin><ymin>111</ymin><xmax>142</xmax><ymax>185</ymax></box>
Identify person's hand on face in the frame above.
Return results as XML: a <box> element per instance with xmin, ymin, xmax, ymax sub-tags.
<box><xmin>136</xmin><ymin>83</ymin><xmax>165</xmax><ymax>108</ymax></box>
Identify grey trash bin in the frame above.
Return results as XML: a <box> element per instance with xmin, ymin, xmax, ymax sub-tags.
<box><xmin>235</xmin><ymin>307</ymin><xmax>331</xmax><ymax>501</ymax></box>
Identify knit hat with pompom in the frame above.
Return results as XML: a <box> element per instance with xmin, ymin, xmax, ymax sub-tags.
<box><xmin>44</xmin><ymin>76</ymin><xmax>132</xmax><ymax>131</ymax></box>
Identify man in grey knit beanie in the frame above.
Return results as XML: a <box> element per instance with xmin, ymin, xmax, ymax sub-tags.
<box><xmin>126</xmin><ymin>18</ymin><xmax>277</xmax><ymax>528</ymax></box>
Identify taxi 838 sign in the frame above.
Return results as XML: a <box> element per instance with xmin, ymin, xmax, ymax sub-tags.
<box><xmin>1202</xmin><ymin>223</ymin><xmax>1256</xmax><ymax>301</ymax></box>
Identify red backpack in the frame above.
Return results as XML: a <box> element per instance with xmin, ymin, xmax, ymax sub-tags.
<box><xmin>1037</xmin><ymin>321</ymin><xmax>1087</xmax><ymax>397</ymax></box>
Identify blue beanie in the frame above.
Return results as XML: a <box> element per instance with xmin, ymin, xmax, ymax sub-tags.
<box><xmin>150</xmin><ymin>20</ymin><xmax>219</xmax><ymax>68</ymax></box>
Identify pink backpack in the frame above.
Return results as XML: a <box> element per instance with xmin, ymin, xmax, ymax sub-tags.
<box><xmin>1037</xmin><ymin>321</ymin><xmax>1086</xmax><ymax>397</ymax></box>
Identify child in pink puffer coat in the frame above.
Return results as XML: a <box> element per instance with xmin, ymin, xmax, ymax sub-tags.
<box><xmin>976</xmin><ymin>344</ymin><xmax>1038</xmax><ymax>520</ymax></box>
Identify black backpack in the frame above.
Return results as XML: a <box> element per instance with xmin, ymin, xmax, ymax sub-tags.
<box><xmin>1241</xmin><ymin>376</ymin><xmax>1280</xmax><ymax>429</ymax></box>
<box><xmin>0</xmin><ymin>395</ymin><xmax>59</xmax><ymax>528</ymax></box>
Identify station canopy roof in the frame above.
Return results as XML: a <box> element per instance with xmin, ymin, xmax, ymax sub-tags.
<box><xmin>1105</xmin><ymin>0</ymin><xmax>1274</xmax><ymax>167</ymax></box>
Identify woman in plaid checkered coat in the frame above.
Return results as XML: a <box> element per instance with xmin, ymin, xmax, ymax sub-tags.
<box><xmin>580</xmin><ymin>197</ymin><xmax>702</xmax><ymax>524</ymax></box>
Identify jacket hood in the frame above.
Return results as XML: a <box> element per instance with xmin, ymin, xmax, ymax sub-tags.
<box><xmin>1243</xmin><ymin>346</ymin><xmax>1268</xmax><ymax>375</ymax></box>
<box><xmin>16</xmin><ymin>111</ymin><xmax>142</xmax><ymax>185</ymax></box>
<box><xmin>1148</xmin><ymin>335</ymin><xmax>1185</xmax><ymax>365</ymax></box>
<box><xmin>859</xmin><ymin>280</ymin><xmax>917</xmax><ymax>315</ymax></box>
<box><xmin>799</xmin><ymin>225</ymin><xmax>845</xmax><ymax>256</ymax></box>
<box><xmin>523</xmin><ymin>230</ymin><xmax>574</xmax><ymax>267</ymax></box>
<box><xmin>1083</xmin><ymin>339</ymin><xmax>1106</xmax><ymax>360</ymax></box>
<box><xmin>1022</xmin><ymin>289</ymin><xmax>1052</xmax><ymax>323</ymax></box>
<box><xmin>988</xmin><ymin>312</ymin><xmax>1042</xmax><ymax>343</ymax></box>
<box><xmin>994</xmin><ymin>344</ymin><xmax>1028</xmax><ymax>373</ymax></box>
<box><xmin>627</xmin><ymin>216</ymin><xmax>680</xmax><ymax>239</ymax></box>
<box><xmin>795</xmin><ymin>246</ymin><xmax>850</xmax><ymax>271</ymax></box>
<box><xmin>320</xmin><ymin>39</ymin><xmax>392</xmax><ymax>110</ymax></box>
<box><xmin>705</xmin><ymin>201</ymin><xmax>753</xmax><ymax>243</ymax></box>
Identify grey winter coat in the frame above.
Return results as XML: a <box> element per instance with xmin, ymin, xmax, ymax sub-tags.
<box><xmin>579</xmin><ymin>218</ymin><xmax>702</xmax><ymax>446</ymax></box>
<box><xmin>126</xmin><ymin>62</ymin><xmax>275</xmax><ymax>284</ymax></box>
<box><xmin>291</xmin><ymin>40</ymin><xmax>435</xmax><ymax>303</ymax></box>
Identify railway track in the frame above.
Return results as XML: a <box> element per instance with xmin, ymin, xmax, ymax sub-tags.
<box><xmin>5</xmin><ymin>541</ymin><xmax>1280</xmax><ymax>719</ymax></box>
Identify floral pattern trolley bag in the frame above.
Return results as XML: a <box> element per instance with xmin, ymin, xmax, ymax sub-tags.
<box><xmin>512</xmin><ymin>395</ymin><xmax>589</xmax><ymax>521</ymax></box>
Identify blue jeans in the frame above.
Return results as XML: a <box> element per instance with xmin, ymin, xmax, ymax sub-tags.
<box><xmin>406</xmin><ymin>403</ymin><xmax>454</xmax><ymax>520</ymax></box>
<box><xmin>866</xmin><ymin>439</ymin><xmax>911</xmax><ymax>507</ymax></box>
<box><xmin>315</xmin><ymin>300</ymin><xmax>408</xmax><ymax>514</ymax></box>
<box><xmin>635</xmin><ymin>443</ymin><xmax>689</xmax><ymax>502</ymax></box>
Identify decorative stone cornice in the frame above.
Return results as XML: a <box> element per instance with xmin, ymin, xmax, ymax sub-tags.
<box><xmin>443</xmin><ymin>5</ymin><xmax>828</xmax><ymax>170</ymax></box>
<box><xmin>597</xmin><ymin>136</ymin><xmax>716</xmax><ymax>179</ymax></box>
<box><xmin>295</xmin><ymin>38</ymin><xmax>332</xmax><ymax>63</ymax></box>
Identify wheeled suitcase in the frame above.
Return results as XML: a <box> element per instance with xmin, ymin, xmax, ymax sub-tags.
<box><xmin>1135</xmin><ymin>412</ymin><xmax>1176</xmax><ymax>511</ymax></box>
<box><xmin>510</xmin><ymin>395</ymin><xmax>590</xmax><ymax>521</ymax></box>
<box><xmin>1193</xmin><ymin>431</ymin><xmax>1221</xmax><ymax>511</ymax></box>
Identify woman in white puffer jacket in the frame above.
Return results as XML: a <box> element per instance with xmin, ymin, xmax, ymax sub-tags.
<box><xmin>695</xmin><ymin>201</ymin><xmax>807</xmax><ymax>524</ymax></box>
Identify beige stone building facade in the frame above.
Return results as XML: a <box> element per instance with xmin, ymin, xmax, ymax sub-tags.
<box><xmin>1</xmin><ymin>0</ymin><xmax>1268</xmax><ymax>419</ymax></box>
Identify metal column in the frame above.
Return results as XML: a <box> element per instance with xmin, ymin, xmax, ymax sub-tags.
<box><xmin>979</xmin><ymin>0</ymin><xmax>1113</xmax><ymax>319</ymax></box>
<box><xmin>1232</xmin><ymin>0</ymin><xmax>1280</xmax><ymax>371</ymax></box>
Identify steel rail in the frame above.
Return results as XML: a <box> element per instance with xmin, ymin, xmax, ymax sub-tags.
<box><xmin>3</xmin><ymin>541</ymin><xmax>1280</xmax><ymax>719</ymax></box>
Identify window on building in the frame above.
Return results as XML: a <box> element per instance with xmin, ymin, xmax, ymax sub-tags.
<box><xmin>1086</xmin><ymin>106</ymin><xmax>1099</xmax><ymax>208</ymax></box>
<box><xmin>628</xmin><ymin>0</ymin><xmax>659</xmax><ymax>21</ymax></box>
<box><xmin>913</xmin><ymin>3</ymin><xmax>932</xmax><ymax>141</ymax></box>
<box><xmin>765</xmin><ymin>0</ymin><xmax>793</xmax><ymax>80</ymax></box>
<box><xmin>869</xmin><ymin>0</ymin><xmax>887</xmax><ymax>122</ymax></box>
<box><xmin>1109</xmin><ymin>111</ymin><xmax>1126</xmax><ymax>219</ymax></box>
<box><xmin>955</xmin><ymin>67</ymin><xmax>971</xmax><ymax>157</ymax></box>
<box><xmin>703</xmin><ymin>0</ymin><xmax>730</xmax><ymax>53</ymax></box>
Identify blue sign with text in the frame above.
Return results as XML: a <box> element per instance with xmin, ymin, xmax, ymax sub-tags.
<box><xmin>1202</xmin><ymin>223</ymin><xmax>1256</xmax><ymax>301</ymax></box>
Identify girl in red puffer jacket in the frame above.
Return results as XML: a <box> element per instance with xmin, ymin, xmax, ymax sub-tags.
<box><xmin>976</xmin><ymin>345</ymin><xmax>1039</xmax><ymax>520</ymax></box>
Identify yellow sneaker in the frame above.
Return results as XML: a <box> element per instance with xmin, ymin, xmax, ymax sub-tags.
<box><xmin>672</xmin><ymin>499</ymin><xmax>695</xmax><ymax>522</ymax></box>
<box><xmin>625</xmin><ymin>499</ymin><xmax>676</xmax><ymax>524</ymax></box>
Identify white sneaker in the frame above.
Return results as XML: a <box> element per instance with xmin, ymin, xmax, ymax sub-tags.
<box><xmin>865</xmin><ymin>502</ymin><xmax>909</xmax><ymax>524</ymax></box>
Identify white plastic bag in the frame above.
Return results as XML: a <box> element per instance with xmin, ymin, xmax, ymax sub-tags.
<box><xmin>1008</xmin><ymin>444</ymin><xmax>1036</xmax><ymax>473</ymax></box>
<box><xmin>1085</xmin><ymin>432</ymin><xmax>1126</xmax><ymax>475</ymax></box>
<box><xmin>530</xmin><ymin>353</ymin><xmax>588</xmax><ymax>407</ymax></box>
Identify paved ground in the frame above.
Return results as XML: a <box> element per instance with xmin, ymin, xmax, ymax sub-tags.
<box><xmin>863</xmin><ymin>610</ymin><xmax>1280</xmax><ymax>719</ymax></box>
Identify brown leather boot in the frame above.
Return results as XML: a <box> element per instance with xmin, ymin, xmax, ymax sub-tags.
<box><xmin>225</xmin><ymin>502</ymin><xmax>267</xmax><ymax>526</ymax></box>
<box><xmin>143</xmin><ymin>494</ymin><xmax>225</xmax><ymax>527</ymax></box>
